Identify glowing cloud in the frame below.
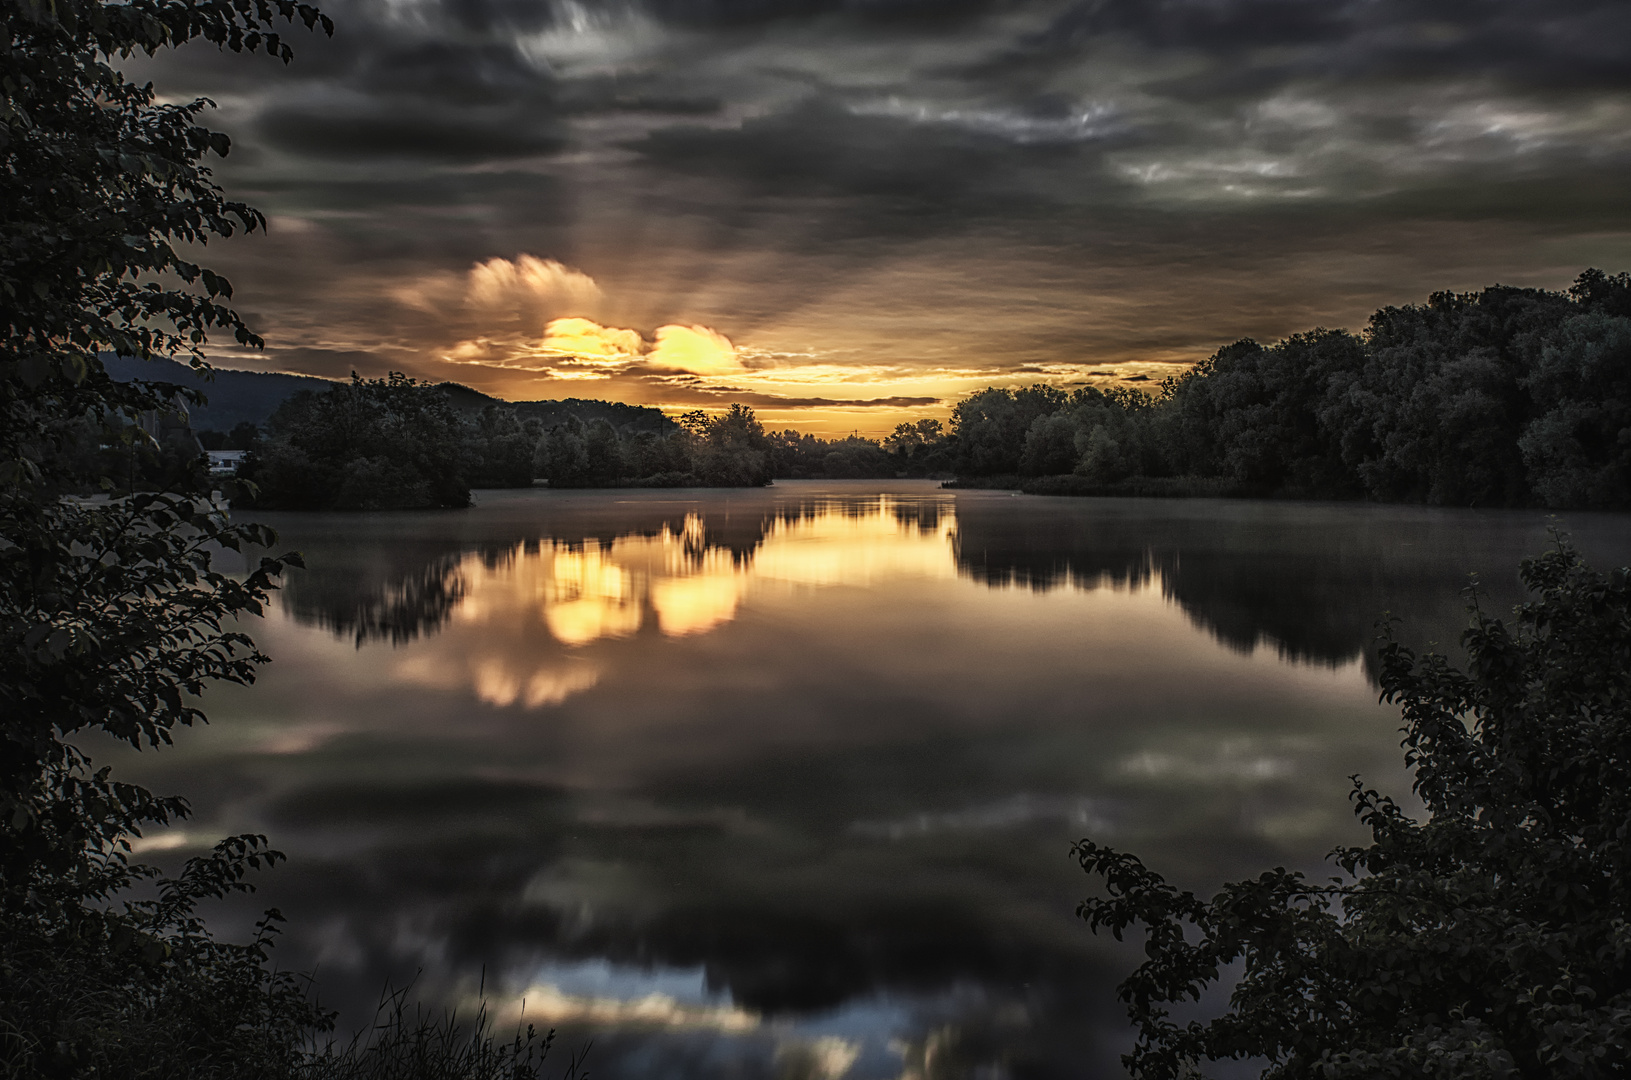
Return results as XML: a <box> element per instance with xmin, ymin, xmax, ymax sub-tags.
<box><xmin>395</xmin><ymin>255</ymin><xmax>600</xmax><ymax>329</ymax></box>
<box><xmin>538</xmin><ymin>317</ymin><xmax>645</xmax><ymax>364</ymax></box>
<box><xmin>466</xmin><ymin>255</ymin><xmax>601</xmax><ymax>317</ymax></box>
<box><xmin>647</xmin><ymin>324</ymin><xmax>743</xmax><ymax>376</ymax></box>
<box><xmin>494</xmin><ymin>985</ymin><xmax>758</xmax><ymax>1033</ymax></box>
<box><xmin>507</xmin><ymin>318</ymin><xmax>745</xmax><ymax>378</ymax></box>
<box><xmin>775</xmin><ymin>1037</ymin><xmax>860</xmax><ymax>1080</ymax></box>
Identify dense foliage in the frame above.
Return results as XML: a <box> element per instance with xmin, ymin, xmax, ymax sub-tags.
<box><xmin>0</xmin><ymin>0</ymin><xmax>339</xmax><ymax>1073</ymax></box>
<box><xmin>1</xmin><ymin>3</ymin><xmax>572</xmax><ymax>1076</ymax></box>
<box><xmin>769</xmin><ymin>427</ymin><xmax>901</xmax><ymax>478</ymax></box>
<box><xmin>952</xmin><ymin>272</ymin><xmax>1631</xmax><ymax>508</ymax></box>
<box><xmin>1076</xmin><ymin>540</ymin><xmax>1631</xmax><ymax>1078</ymax></box>
<box><xmin>531</xmin><ymin>402</ymin><xmax>778</xmax><ymax>488</ymax></box>
<box><xmin>529</xmin><ymin>402</ymin><xmax>928</xmax><ymax>487</ymax></box>
<box><xmin>245</xmin><ymin>373</ymin><xmax>478</xmax><ymax>510</ymax></box>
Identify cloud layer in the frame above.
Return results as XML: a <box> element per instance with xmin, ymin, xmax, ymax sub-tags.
<box><xmin>133</xmin><ymin>0</ymin><xmax>1631</xmax><ymax>433</ymax></box>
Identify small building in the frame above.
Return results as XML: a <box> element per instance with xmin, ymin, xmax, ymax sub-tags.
<box><xmin>207</xmin><ymin>449</ymin><xmax>250</xmax><ymax>476</ymax></box>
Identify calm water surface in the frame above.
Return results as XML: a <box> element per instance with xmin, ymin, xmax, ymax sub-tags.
<box><xmin>114</xmin><ymin>482</ymin><xmax>1631</xmax><ymax>1080</ymax></box>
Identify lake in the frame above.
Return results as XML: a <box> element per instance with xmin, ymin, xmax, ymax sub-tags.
<box><xmin>111</xmin><ymin>481</ymin><xmax>1631</xmax><ymax>1080</ymax></box>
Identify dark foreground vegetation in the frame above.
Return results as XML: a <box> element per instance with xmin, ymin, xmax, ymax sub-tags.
<box><xmin>1</xmin><ymin>0</ymin><xmax>574</xmax><ymax>1076</ymax></box>
<box><xmin>1078</xmin><ymin>539</ymin><xmax>1631</xmax><ymax>1078</ymax></box>
<box><xmin>6</xmin><ymin>0</ymin><xmax>1630</xmax><ymax>1077</ymax></box>
<box><xmin>945</xmin><ymin>271</ymin><xmax>1631</xmax><ymax>508</ymax></box>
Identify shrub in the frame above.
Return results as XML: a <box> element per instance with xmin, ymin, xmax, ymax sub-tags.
<box><xmin>1076</xmin><ymin>539</ymin><xmax>1631</xmax><ymax>1078</ymax></box>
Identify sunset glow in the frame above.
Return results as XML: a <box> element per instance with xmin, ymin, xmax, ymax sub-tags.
<box><xmin>133</xmin><ymin>0</ymin><xmax>1630</xmax><ymax>436</ymax></box>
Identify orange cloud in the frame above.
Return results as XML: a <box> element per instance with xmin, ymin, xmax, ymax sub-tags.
<box><xmin>538</xmin><ymin>317</ymin><xmax>645</xmax><ymax>364</ymax></box>
<box><xmin>505</xmin><ymin>318</ymin><xmax>744</xmax><ymax>377</ymax></box>
<box><xmin>647</xmin><ymin>324</ymin><xmax>742</xmax><ymax>376</ymax></box>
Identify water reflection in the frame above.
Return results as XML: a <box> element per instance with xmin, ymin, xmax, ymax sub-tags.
<box><xmin>328</xmin><ymin>502</ymin><xmax>957</xmax><ymax>717</ymax></box>
<box><xmin>277</xmin><ymin>495</ymin><xmax>958</xmax><ymax>650</ymax></box>
<box><xmin>126</xmin><ymin>484</ymin><xmax>1630</xmax><ymax>1080</ymax></box>
<box><xmin>273</xmin><ymin>489</ymin><xmax>1626</xmax><ymax>678</ymax></box>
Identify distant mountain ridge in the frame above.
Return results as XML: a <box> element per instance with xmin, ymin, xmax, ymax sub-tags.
<box><xmin>101</xmin><ymin>355</ymin><xmax>675</xmax><ymax>434</ymax></box>
<box><xmin>102</xmin><ymin>355</ymin><xmax>332</xmax><ymax>432</ymax></box>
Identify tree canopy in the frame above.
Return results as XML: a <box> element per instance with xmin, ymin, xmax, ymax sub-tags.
<box><xmin>246</xmin><ymin>372</ymin><xmax>476</xmax><ymax>509</ymax></box>
<box><xmin>951</xmin><ymin>273</ymin><xmax>1631</xmax><ymax>508</ymax></box>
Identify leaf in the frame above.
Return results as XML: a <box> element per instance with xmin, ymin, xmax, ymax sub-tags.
<box><xmin>17</xmin><ymin>353</ymin><xmax>51</xmax><ymax>386</ymax></box>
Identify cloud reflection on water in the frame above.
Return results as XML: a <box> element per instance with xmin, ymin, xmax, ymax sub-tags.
<box><xmin>269</xmin><ymin>485</ymin><xmax>1631</xmax><ymax>679</ymax></box>
<box><xmin>141</xmin><ymin>484</ymin><xmax>1631</xmax><ymax>1080</ymax></box>
<box><xmin>344</xmin><ymin>499</ymin><xmax>961</xmax><ymax>710</ymax></box>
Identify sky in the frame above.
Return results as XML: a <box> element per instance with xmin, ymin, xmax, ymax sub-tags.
<box><xmin>134</xmin><ymin>0</ymin><xmax>1631</xmax><ymax>436</ymax></box>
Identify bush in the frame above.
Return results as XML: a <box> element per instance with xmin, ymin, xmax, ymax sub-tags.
<box><xmin>1075</xmin><ymin>539</ymin><xmax>1631</xmax><ymax>1078</ymax></box>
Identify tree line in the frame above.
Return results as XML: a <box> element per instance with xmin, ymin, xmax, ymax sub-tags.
<box><xmin>943</xmin><ymin>270</ymin><xmax>1631</xmax><ymax>509</ymax></box>
<box><xmin>234</xmin><ymin>380</ymin><xmax>923</xmax><ymax>509</ymax></box>
<box><xmin>134</xmin><ymin>268</ymin><xmax>1631</xmax><ymax>512</ymax></box>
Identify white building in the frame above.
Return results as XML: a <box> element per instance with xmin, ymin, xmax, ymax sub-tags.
<box><xmin>207</xmin><ymin>449</ymin><xmax>249</xmax><ymax>476</ymax></box>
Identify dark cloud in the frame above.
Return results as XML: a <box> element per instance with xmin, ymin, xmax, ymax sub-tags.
<box><xmin>1015</xmin><ymin>0</ymin><xmax>1631</xmax><ymax>88</ymax></box>
<box><xmin>631</xmin><ymin>99</ymin><xmax>1020</xmax><ymax>201</ymax></box>
<box><xmin>353</xmin><ymin>41</ymin><xmax>551</xmax><ymax>104</ymax></box>
<box><xmin>1042</xmin><ymin>0</ymin><xmax>1353</xmax><ymax>52</ymax></box>
<box><xmin>118</xmin><ymin>0</ymin><xmax>1631</xmax><ymax>425</ymax></box>
<box><xmin>637</xmin><ymin>0</ymin><xmax>1004</xmax><ymax>29</ymax></box>
<box><xmin>258</xmin><ymin>105</ymin><xmax>565</xmax><ymax>160</ymax></box>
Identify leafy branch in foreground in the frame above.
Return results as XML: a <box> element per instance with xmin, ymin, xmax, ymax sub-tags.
<box><xmin>1</xmin><ymin>0</ymin><xmax>339</xmax><ymax>1075</ymax></box>
<box><xmin>3</xmin><ymin>3</ymin><xmax>582</xmax><ymax>1074</ymax></box>
<box><xmin>1077</xmin><ymin>540</ymin><xmax>1631</xmax><ymax>1079</ymax></box>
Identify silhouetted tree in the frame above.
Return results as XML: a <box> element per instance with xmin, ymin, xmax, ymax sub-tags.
<box><xmin>1</xmin><ymin>0</ymin><xmax>333</xmax><ymax>1073</ymax></box>
<box><xmin>246</xmin><ymin>373</ymin><xmax>470</xmax><ymax>510</ymax></box>
<box><xmin>532</xmin><ymin>403</ymin><xmax>784</xmax><ymax>487</ymax></box>
<box><xmin>883</xmin><ymin>418</ymin><xmax>952</xmax><ymax>476</ymax></box>
<box><xmin>465</xmin><ymin>405</ymin><xmax>541</xmax><ymax>488</ymax></box>
<box><xmin>1076</xmin><ymin>541</ymin><xmax>1631</xmax><ymax>1078</ymax></box>
<box><xmin>953</xmin><ymin>385</ymin><xmax>1069</xmax><ymax>475</ymax></box>
<box><xmin>947</xmin><ymin>272</ymin><xmax>1631</xmax><ymax>509</ymax></box>
<box><xmin>1517</xmin><ymin>309</ymin><xmax>1631</xmax><ymax>509</ymax></box>
<box><xmin>692</xmin><ymin>403</ymin><xmax>773</xmax><ymax>486</ymax></box>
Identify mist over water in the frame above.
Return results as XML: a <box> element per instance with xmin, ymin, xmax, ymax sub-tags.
<box><xmin>113</xmin><ymin>482</ymin><xmax>1631</xmax><ymax>1079</ymax></box>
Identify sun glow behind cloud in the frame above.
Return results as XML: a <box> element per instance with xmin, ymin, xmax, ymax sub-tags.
<box><xmin>422</xmin><ymin>253</ymin><xmax>1187</xmax><ymax>434</ymax></box>
<box><xmin>439</xmin><ymin>258</ymin><xmax>753</xmax><ymax>385</ymax></box>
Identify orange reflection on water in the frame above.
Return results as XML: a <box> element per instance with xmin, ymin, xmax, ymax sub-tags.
<box><xmin>546</xmin><ymin>549</ymin><xmax>641</xmax><ymax>645</ymax></box>
<box><xmin>457</xmin><ymin>499</ymin><xmax>958</xmax><ymax>649</ymax></box>
<box><xmin>651</xmin><ymin>550</ymin><xmax>741</xmax><ymax>637</ymax></box>
<box><xmin>413</xmin><ymin>498</ymin><xmax>958</xmax><ymax>708</ymax></box>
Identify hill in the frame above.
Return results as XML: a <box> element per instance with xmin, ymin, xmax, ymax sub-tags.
<box><xmin>101</xmin><ymin>356</ymin><xmax>676</xmax><ymax>435</ymax></box>
<box><xmin>102</xmin><ymin>355</ymin><xmax>333</xmax><ymax>433</ymax></box>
